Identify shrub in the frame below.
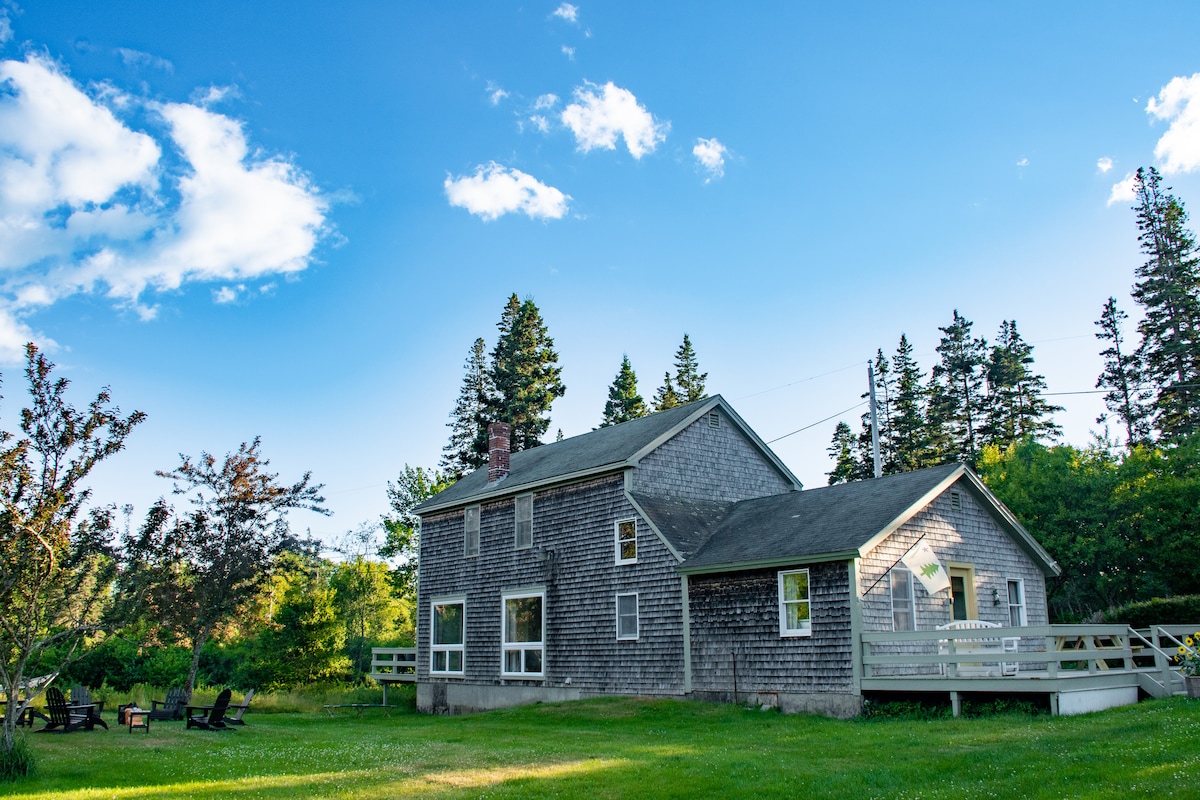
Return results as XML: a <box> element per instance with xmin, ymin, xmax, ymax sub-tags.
<box><xmin>1101</xmin><ymin>595</ymin><xmax>1200</xmax><ymax>628</ymax></box>
<box><xmin>0</xmin><ymin>735</ymin><xmax>35</xmax><ymax>782</ymax></box>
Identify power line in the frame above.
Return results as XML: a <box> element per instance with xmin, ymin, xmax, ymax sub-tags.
<box><xmin>765</xmin><ymin>401</ymin><xmax>868</xmax><ymax>444</ymax></box>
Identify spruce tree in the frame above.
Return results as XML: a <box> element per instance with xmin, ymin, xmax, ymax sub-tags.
<box><xmin>982</xmin><ymin>320</ymin><xmax>1062</xmax><ymax>448</ymax></box>
<box><xmin>601</xmin><ymin>355</ymin><xmax>648</xmax><ymax>427</ymax></box>
<box><xmin>672</xmin><ymin>334</ymin><xmax>708</xmax><ymax>403</ymax></box>
<box><xmin>652</xmin><ymin>372</ymin><xmax>680</xmax><ymax>411</ymax></box>
<box><xmin>485</xmin><ymin>294</ymin><xmax>566</xmax><ymax>451</ymax></box>
<box><xmin>890</xmin><ymin>334</ymin><xmax>928</xmax><ymax>471</ymax></box>
<box><xmin>826</xmin><ymin>421</ymin><xmax>859</xmax><ymax>484</ymax></box>
<box><xmin>931</xmin><ymin>310</ymin><xmax>988</xmax><ymax>464</ymax></box>
<box><xmin>441</xmin><ymin>338</ymin><xmax>493</xmax><ymax>480</ymax></box>
<box><xmin>1095</xmin><ymin>297</ymin><xmax>1152</xmax><ymax>446</ymax></box>
<box><xmin>1129</xmin><ymin>167</ymin><xmax>1200</xmax><ymax>440</ymax></box>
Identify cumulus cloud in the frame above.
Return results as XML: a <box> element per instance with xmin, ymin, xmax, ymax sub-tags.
<box><xmin>0</xmin><ymin>54</ymin><xmax>329</xmax><ymax>360</ymax></box>
<box><xmin>553</xmin><ymin>3</ymin><xmax>578</xmax><ymax>23</ymax></box>
<box><xmin>444</xmin><ymin>162</ymin><xmax>569</xmax><ymax>221</ymax></box>
<box><xmin>561</xmin><ymin>81</ymin><xmax>668</xmax><ymax>159</ymax></box>
<box><xmin>693</xmin><ymin>137</ymin><xmax>727</xmax><ymax>181</ymax></box>
<box><xmin>1147</xmin><ymin>73</ymin><xmax>1200</xmax><ymax>175</ymax></box>
<box><xmin>1108</xmin><ymin>172</ymin><xmax>1138</xmax><ymax>206</ymax></box>
<box><xmin>1097</xmin><ymin>156</ymin><xmax>1113</xmax><ymax>173</ymax></box>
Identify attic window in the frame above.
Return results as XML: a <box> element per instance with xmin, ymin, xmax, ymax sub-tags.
<box><xmin>950</xmin><ymin>491</ymin><xmax>962</xmax><ymax>510</ymax></box>
<box><xmin>708</xmin><ymin>411</ymin><xmax>720</xmax><ymax>428</ymax></box>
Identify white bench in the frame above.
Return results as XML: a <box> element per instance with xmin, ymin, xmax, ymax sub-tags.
<box><xmin>937</xmin><ymin>620</ymin><xmax>1019</xmax><ymax>677</ymax></box>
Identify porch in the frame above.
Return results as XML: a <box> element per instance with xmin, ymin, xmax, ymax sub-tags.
<box><xmin>859</xmin><ymin>624</ymin><xmax>1198</xmax><ymax>715</ymax></box>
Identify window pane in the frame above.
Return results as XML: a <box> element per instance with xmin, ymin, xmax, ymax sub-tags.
<box><xmin>505</xmin><ymin>649</ymin><xmax>522</xmax><ymax>673</ymax></box>
<box><xmin>783</xmin><ymin>572</ymin><xmax>808</xmax><ymax>602</ymax></box>
<box><xmin>1008</xmin><ymin>580</ymin><xmax>1022</xmax><ymax>605</ymax></box>
<box><xmin>516</xmin><ymin>520</ymin><xmax>532</xmax><ymax>548</ymax></box>
<box><xmin>505</xmin><ymin>596</ymin><xmax>543</xmax><ymax>643</ymax></box>
<box><xmin>433</xmin><ymin>651</ymin><xmax>446</xmax><ymax>671</ymax></box>
<box><xmin>617</xmin><ymin>520</ymin><xmax>636</xmax><ymax>561</ymax></box>
<box><xmin>617</xmin><ymin>594</ymin><xmax>638</xmax><ymax>638</ymax></box>
<box><xmin>448</xmin><ymin>651</ymin><xmax>462</xmax><ymax>672</ymax></box>
<box><xmin>891</xmin><ymin>569</ymin><xmax>912</xmax><ymax>601</ymax></box>
<box><xmin>434</xmin><ymin>603</ymin><xmax>464</xmax><ymax>645</ymax></box>
<box><xmin>786</xmin><ymin>602</ymin><xmax>810</xmax><ymax>630</ymax></box>
<box><xmin>893</xmin><ymin>609</ymin><xmax>914</xmax><ymax>631</ymax></box>
<box><xmin>620</xmin><ymin>539</ymin><xmax>636</xmax><ymax>561</ymax></box>
<box><xmin>525</xmin><ymin>648</ymin><xmax>542</xmax><ymax>673</ymax></box>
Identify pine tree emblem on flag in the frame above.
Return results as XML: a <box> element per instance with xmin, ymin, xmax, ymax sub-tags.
<box><xmin>901</xmin><ymin>540</ymin><xmax>951</xmax><ymax>595</ymax></box>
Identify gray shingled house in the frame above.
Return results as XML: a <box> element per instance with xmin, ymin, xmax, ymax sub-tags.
<box><xmin>413</xmin><ymin>395</ymin><xmax>1059</xmax><ymax>717</ymax></box>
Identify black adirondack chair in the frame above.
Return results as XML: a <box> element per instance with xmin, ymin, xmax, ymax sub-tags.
<box><xmin>69</xmin><ymin>685</ymin><xmax>104</xmax><ymax>713</ymax></box>
<box><xmin>36</xmin><ymin>687</ymin><xmax>90</xmax><ymax>733</ymax></box>
<box><xmin>150</xmin><ymin>687</ymin><xmax>188</xmax><ymax>721</ymax></box>
<box><xmin>186</xmin><ymin>688</ymin><xmax>233</xmax><ymax>731</ymax></box>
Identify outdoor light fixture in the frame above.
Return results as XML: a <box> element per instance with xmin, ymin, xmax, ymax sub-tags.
<box><xmin>992</xmin><ymin>587</ymin><xmax>1001</xmax><ymax>606</ymax></box>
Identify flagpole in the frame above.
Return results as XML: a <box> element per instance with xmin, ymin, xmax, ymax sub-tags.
<box><xmin>859</xmin><ymin>533</ymin><xmax>927</xmax><ymax>598</ymax></box>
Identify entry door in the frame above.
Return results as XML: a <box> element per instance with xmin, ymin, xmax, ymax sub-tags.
<box><xmin>948</xmin><ymin>565</ymin><xmax>977</xmax><ymax>621</ymax></box>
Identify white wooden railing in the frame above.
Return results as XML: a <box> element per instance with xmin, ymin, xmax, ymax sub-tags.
<box><xmin>370</xmin><ymin>647</ymin><xmax>417</xmax><ymax>683</ymax></box>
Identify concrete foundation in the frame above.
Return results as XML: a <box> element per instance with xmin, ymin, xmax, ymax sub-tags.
<box><xmin>418</xmin><ymin>682</ymin><xmax>585</xmax><ymax>715</ymax></box>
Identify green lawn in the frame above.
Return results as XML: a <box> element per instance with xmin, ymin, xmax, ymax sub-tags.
<box><xmin>3</xmin><ymin>696</ymin><xmax>1199</xmax><ymax>799</ymax></box>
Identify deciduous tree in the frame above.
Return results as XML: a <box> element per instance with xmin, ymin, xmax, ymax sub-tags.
<box><xmin>380</xmin><ymin>465</ymin><xmax>449</xmax><ymax>597</ymax></box>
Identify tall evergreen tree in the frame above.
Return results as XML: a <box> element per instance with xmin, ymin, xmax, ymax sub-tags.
<box><xmin>826</xmin><ymin>421</ymin><xmax>861</xmax><ymax>484</ymax></box>
<box><xmin>1129</xmin><ymin>167</ymin><xmax>1200</xmax><ymax>440</ymax></box>
<box><xmin>441</xmin><ymin>337</ymin><xmax>492</xmax><ymax>480</ymax></box>
<box><xmin>672</xmin><ymin>334</ymin><xmax>708</xmax><ymax>403</ymax></box>
<box><xmin>601</xmin><ymin>355</ymin><xmax>648</xmax><ymax>427</ymax></box>
<box><xmin>652</xmin><ymin>371</ymin><xmax>680</xmax><ymax>411</ymax></box>
<box><xmin>485</xmin><ymin>294</ymin><xmax>566</xmax><ymax>451</ymax></box>
<box><xmin>890</xmin><ymin>334</ymin><xmax>929</xmax><ymax>471</ymax></box>
<box><xmin>1095</xmin><ymin>297</ymin><xmax>1152</xmax><ymax>447</ymax></box>
<box><xmin>931</xmin><ymin>310</ymin><xmax>988</xmax><ymax>463</ymax></box>
<box><xmin>982</xmin><ymin>320</ymin><xmax>1062</xmax><ymax>448</ymax></box>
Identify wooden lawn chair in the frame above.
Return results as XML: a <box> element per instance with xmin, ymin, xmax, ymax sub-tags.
<box><xmin>36</xmin><ymin>687</ymin><xmax>91</xmax><ymax>733</ymax></box>
<box><xmin>224</xmin><ymin>688</ymin><xmax>254</xmax><ymax>726</ymax></box>
<box><xmin>150</xmin><ymin>687</ymin><xmax>189</xmax><ymax>721</ymax></box>
<box><xmin>186</xmin><ymin>688</ymin><xmax>233</xmax><ymax>731</ymax></box>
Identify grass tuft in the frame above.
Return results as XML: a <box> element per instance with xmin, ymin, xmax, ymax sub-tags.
<box><xmin>0</xmin><ymin>733</ymin><xmax>35</xmax><ymax>782</ymax></box>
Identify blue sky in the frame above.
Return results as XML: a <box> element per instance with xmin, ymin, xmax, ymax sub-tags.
<box><xmin>3</xmin><ymin>2</ymin><xmax>1200</xmax><ymax>546</ymax></box>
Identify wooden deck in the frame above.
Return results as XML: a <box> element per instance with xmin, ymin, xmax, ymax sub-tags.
<box><xmin>369</xmin><ymin>647</ymin><xmax>416</xmax><ymax>706</ymax></box>
<box><xmin>859</xmin><ymin>624</ymin><xmax>1197</xmax><ymax>715</ymax></box>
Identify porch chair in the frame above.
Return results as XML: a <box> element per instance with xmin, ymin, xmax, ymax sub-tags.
<box><xmin>936</xmin><ymin>619</ymin><xmax>1019</xmax><ymax>677</ymax></box>
<box><xmin>150</xmin><ymin>687</ymin><xmax>189</xmax><ymax>721</ymax></box>
<box><xmin>35</xmin><ymin>687</ymin><xmax>91</xmax><ymax>733</ymax></box>
<box><xmin>69</xmin><ymin>685</ymin><xmax>105</xmax><ymax>713</ymax></box>
<box><xmin>224</xmin><ymin>688</ymin><xmax>254</xmax><ymax>726</ymax></box>
<box><xmin>186</xmin><ymin>688</ymin><xmax>233</xmax><ymax>731</ymax></box>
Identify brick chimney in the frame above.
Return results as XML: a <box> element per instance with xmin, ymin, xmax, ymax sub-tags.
<box><xmin>487</xmin><ymin>422</ymin><xmax>511</xmax><ymax>483</ymax></box>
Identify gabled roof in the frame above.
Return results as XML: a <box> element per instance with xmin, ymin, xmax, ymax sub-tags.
<box><xmin>414</xmin><ymin>395</ymin><xmax>800</xmax><ymax>515</ymax></box>
<box><xmin>665</xmin><ymin>463</ymin><xmax>1060</xmax><ymax>577</ymax></box>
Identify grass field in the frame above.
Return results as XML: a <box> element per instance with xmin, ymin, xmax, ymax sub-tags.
<box><xmin>3</xmin><ymin>695</ymin><xmax>1199</xmax><ymax>799</ymax></box>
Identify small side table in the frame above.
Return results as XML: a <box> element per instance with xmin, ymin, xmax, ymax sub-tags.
<box><xmin>126</xmin><ymin>706</ymin><xmax>150</xmax><ymax>734</ymax></box>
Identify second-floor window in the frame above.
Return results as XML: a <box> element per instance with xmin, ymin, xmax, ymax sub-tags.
<box><xmin>615</xmin><ymin>518</ymin><xmax>637</xmax><ymax>564</ymax></box>
<box><xmin>515</xmin><ymin>494</ymin><xmax>533</xmax><ymax>550</ymax></box>
<box><xmin>464</xmin><ymin>505</ymin><xmax>480</xmax><ymax>557</ymax></box>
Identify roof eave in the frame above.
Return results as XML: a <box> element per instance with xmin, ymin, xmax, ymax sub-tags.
<box><xmin>416</xmin><ymin>462</ymin><xmax>630</xmax><ymax>515</ymax></box>
<box><xmin>678</xmin><ymin>549</ymin><xmax>860</xmax><ymax>576</ymax></box>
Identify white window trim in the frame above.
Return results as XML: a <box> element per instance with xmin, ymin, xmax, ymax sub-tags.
<box><xmin>1007</xmin><ymin>578</ymin><xmax>1027</xmax><ymax>626</ymax></box>
<box><xmin>616</xmin><ymin>592</ymin><xmax>639</xmax><ymax>640</ymax></box>
<box><xmin>514</xmin><ymin>494</ymin><xmax>533</xmax><ymax>551</ymax></box>
<box><xmin>614</xmin><ymin>518</ymin><xmax>637</xmax><ymax>565</ymax></box>
<box><xmin>778</xmin><ymin>568</ymin><xmax>812</xmax><ymax>638</ymax></box>
<box><xmin>500</xmin><ymin>588</ymin><xmax>545</xmax><ymax>678</ymax></box>
<box><xmin>464</xmin><ymin>505</ymin><xmax>480</xmax><ymax>558</ymax></box>
<box><xmin>430</xmin><ymin>594</ymin><xmax>466</xmax><ymax>676</ymax></box>
<box><xmin>890</xmin><ymin>566</ymin><xmax>916</xmax><ymax>632</ymax></box>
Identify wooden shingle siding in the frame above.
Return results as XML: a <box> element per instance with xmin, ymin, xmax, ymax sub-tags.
<box><xmin>858</xmin><ymin>484</ymin><xmax>1049</xmax><ymax>675</ymax></box>
<box><xmin>688</xmin><ymin>563</ymin><xmax>855</xmax><ymax>694</ymax></box>
<box><xmin>633</xmin><ymin>413</ymin><xmax>794</xmax><ymax>502</ymax></box>
<box><xmin>416</xmin><ymin>474</ymin><xmax>686</xmax><ymax>694</ymax></box>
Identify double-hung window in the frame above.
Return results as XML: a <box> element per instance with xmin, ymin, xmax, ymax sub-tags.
<box><xmin>430</xmin><ymin>597</ymin><xmax>465</xmax><ymax>675</ymax></box>
<box><xmin>1007</xmin><ymin>579</ymin><xmax>1026</xmax><ymax>626</ymax></box>
<box><xmin>464</xmin><ymin>505</ymin><xmax>480</xmax><ymax>558</ymax></box>
<box><xmin>514</xmin><ymin>494</ymin><xmax>533</xmax><ymax>550</ymax></box>
<box><xmin>616</xmin><ymin>592</ymin><xmax>638</xmax><ymax>640</ymax></box>
<box><xmin>890</xmin><ymin>567</ymin><xmax>916</xmax><ymax>631</ymax></box>
<box><xmin>778</xmin><ymin>569</ymin><xmax>811</xmax><ymax>637</ymax></box>
<box><xmin>501</xmin><ymin>589</ymin><xmax>544</xmax><ymax>677</ymax></box>
<box><xmin>615</xmin><ymin>518</ymin><xmax>637</xmax><ymax>564</ymax></box>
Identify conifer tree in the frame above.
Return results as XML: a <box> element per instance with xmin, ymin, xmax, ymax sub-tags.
<box><xmin>601</xmin><ymin>355</ymin><xmax>648</xmax><ymax>427</ymax></box>
<box><xmin>1129</xmin><ymin>167</ymin><xmax>1200</xmax><ymax>440</ymax></box>
<box><xmin>982</xmin><ymin>320</ymin><xmax>1062</xmax><ymax>448</ymax></box>
<box><xmin>931</xmin><ymin>310</ymin><xmax>988</xmax><ymax>464</ymax></box>
<box><xmin>826</xmin><ymin>421</ymin><xmax>859</xmax><ymax>484</ymax></box>
<box><xmin>1095</xmin><ymin>297</ymin><xmax>1152</xmax><ymax>447</ymax></box>
<box><xmin>672</xmin><ymin>334</ymin><xmax>708</xmax><ymax>403</ymax></box>
<box><xmin>485</xmin><ymin>294</ymin><xmax>566</xmax><ymax>451</ymax></box>
<box><xmin>652</xmin><ymin>372</ymin><xmax>680</xmax><ymax>411</ymax></box>
<box><xmin>890</xmin><ymin>334</ymin><xmax>928</xmax><ymax>471</ymax></box>
<box><xmin>441</xmin><ymin>337</ymin><xmax>492</xmax><ymax>480</ymax></box>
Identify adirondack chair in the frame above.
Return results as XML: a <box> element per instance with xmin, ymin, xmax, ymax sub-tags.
<box><xmin>150</xmin><ymin>687</ymin><xmax>189</xmax><ymax>721</ymax></box>
<box><xmin>224</xmin><ymin>688</ymin><xmax>254</xmax><ymax>726</ymax></box>
<box><xmin>70</xmin><ymin>685</ymin><xmax>105</xmax><ymax>713</ymax></box>
<box><xmin>186</xmin><ymin>688</ymin><xmax>233</xmax><ymax>731</ymax></box>
<box><xmin>36</xmin><ymin>687</ymin><xmax>91</xmax><ymax>733</ymax></box>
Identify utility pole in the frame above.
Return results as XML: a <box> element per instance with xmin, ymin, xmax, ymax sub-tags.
<box><xmin>868</xmin><ymin>362</ymin><xmax>882</xmax><ymax>478</ymax></box>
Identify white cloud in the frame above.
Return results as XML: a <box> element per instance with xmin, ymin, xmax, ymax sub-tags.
<box><xmin>0</xmin><ymin>11</ymin><xmax>12</xmax><ymax>46</ymax></box>
<box><xmin>444</xmin><ymin>162</ymin><xmax>569</xmax><ymax>221</ymax></box>
<box><xmin>553</xmin><ymin>3</ymin><xmax>578</xmax><ymax>23</ymax></box>
<box><xmin>1147</xmin><ymin>72</ymin><xmax>1200</xmax><ymax>174</ymax></box>
<box><xmin>693</xmin><ymin>137</ymin><xmax>727</xmax><ymax>181</ymax></box>
<box><xmin>1016</xmin><ymin>157</ymin><xmax>1029</xmax><ymax>167</ymax></box>
<box><xmin>1097</xmin><ymin>156</ymin><xmax>1113</xmax><ymax>173</ymax></box>
<box><xmin>116</xmin><ymin>47</ymin><xmax>173</xmax><ymax>73</ymax></box>
<box><xmin>535</xmin><ymin>94</ymin><xmax>559</xmax><ymax>110</ymax></box>
<box><xmin>561</xmin><ymin>45</ymin><xmax>575</xmax><ymax>60</ymax></box>
<box><xmin>1108</xmin><ymin>171</ymin><xmax>1138</xmax><ymax>206</ymax></box>
<box><xmin>561</xmin><ymin>81</ymin><xmax>668</xmax><ymax>159</ymax></box>
<box><xmin>213</xmin><ymin>285</ymin><xmax>243</xmax><ymax>304</ymax></box>
<box><xmin>486</xmin><ymin>81</ymin><xmax>509</xmax><ymax>106</ymax></box>
<box><xmin>192</xmin><ymin>84</ymin><xmax>237</xmax><ymax>107</ymax></box>
<box><xmin>529</xmin><ymin>115</ymin><xmax>551</xmax><ymax>133</ymax></box>
<box><xmin>0</xmin><ymin>54</ymin><xmax>329</xmax><ymax>361</ymax></box>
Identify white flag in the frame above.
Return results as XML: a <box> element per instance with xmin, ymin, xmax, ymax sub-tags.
<box><xmin>900</xmin><ymin>540</ymin><xmax>951</xmax><ymax>595</ymax></box>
